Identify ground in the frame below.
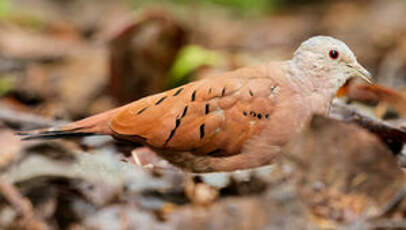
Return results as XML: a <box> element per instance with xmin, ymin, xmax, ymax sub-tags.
<box><xmin>1</xmin><ymin>0</ymin><xmax>406</xmax><ymax>229</ymax></box>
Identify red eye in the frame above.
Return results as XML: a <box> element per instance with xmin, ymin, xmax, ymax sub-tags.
<box><xmin>329</xmin><ymin>50</ymin><xmax>339</xmax><ymax>59</ymax></box>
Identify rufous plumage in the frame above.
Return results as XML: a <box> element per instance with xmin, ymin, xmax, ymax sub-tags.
<box><xmin>19</xmin><ymin>36</ymin><xmax>372</xmax><ymax>172</ymax></box>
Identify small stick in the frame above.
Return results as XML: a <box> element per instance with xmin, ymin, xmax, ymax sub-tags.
<box><xmin>330</xmin><ymin>101</ymin><xmax>406</xmax><ymax>155</ymax></box>
<box><xmin>0</xmin><ymin>106</ymin><xmax>62</xmax><ymax>129</ymax></box>
<box><xmin>0</xmin><ymin>178</ymin><xmax>49</xmax><ymax>229</ymax></box>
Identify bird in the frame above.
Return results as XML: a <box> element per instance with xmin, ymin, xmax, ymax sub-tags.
<box><xmin>18</xmin><ymin>36</ymin><xmax>372</xmax><ymax>173</ymax></box>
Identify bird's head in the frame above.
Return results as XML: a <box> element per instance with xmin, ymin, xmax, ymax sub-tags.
<box><xmin>292</xmin><ymin>36</ymin><xmax>372</xmax><ymax>90</ymax></box>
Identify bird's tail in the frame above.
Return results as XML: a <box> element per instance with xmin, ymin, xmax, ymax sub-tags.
<box><xmin>17</xmin><ymin>107</ymin><xmax>122</xmax><ymax>140</ymax></box>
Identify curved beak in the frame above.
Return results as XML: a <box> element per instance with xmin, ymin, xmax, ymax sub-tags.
<box><xmin>347</xmin><ymin>63</ymin><xmax>373</xmax><ymax>84</ymax></box>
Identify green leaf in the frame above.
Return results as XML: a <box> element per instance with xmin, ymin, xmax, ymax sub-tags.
<box><xmin>0</xmin><ymin>0</ymin><xmax>11</xmax><ymax>18</ymax></box>
<box><xmin>0</xmin><ymin>76</ymin><xmax>14</xmax><ymax>97</ymax></box>
<box><xmin>168</xmin><ymin>45</ymin><xmax>222</xmax><ymax>85</ymax></box>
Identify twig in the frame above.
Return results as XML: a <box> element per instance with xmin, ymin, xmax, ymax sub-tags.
<box><xmin>369</xmin><ymin>219</ymin><xmax>406</xmax><ymax>229</ymax></box>
<box><xmin>0</xmin><ymin>179</ymin><xmax>34</xmax><ymax>219</ymax></box>
<box><xmin>0</xmin><ymin>106</ymin><xmax>63</xmax><ymax>129</ymax></box>
<box><xmin>330</xmin><ymin>101</ymin><xmax>406</xmax><ymax>155</ymax></box>
<box><xmin>371</xmin><ymin>188</ymin><xmax>406</xmax><ymax>219</ymax></box>
<box><xmin>0</xmin><ymin>178</ymin><xmax>49</xmax><ymax>229</ymax></box>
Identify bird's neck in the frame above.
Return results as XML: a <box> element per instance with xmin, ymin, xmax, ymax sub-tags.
<box><xmin>283</xmin><ymin>60</ymin><xmax>345</xmax><ymax>115</ymax></box>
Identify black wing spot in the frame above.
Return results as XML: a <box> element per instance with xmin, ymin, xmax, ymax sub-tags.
<box><xmin>205</xmin><ymin>104</ymin><xmax>210</xmax><ymax>114</ymax></box>
<box><xmin>249</xmin><ymin>90</ymin><xmax>254</xmax><ymax>96</ymax></box>
<box><xmin>265</xmin><ymin>114</ymin><xmax>270</xmax><ymax>119</ymax></box>
<box><xmin>155</xmin><ymin>96</ymin><xmax>167</xmax><ymax>105</ymax></box>
<box><xmin>165</xmin><ymin>118</ymin><xmax>181</xmax><ymax>145</ymax></box>
<box><xmin>165</xmin><ymin>130</ymin><xmax>176</xmax><ymax>145</ymax></box>
<box><xmin>137</xmin><ymin>107</ymin><xmax>148</xmax><ymax>115</ymax></box>
<box><xmin>181</xmin><ymin>105</ymin><xmax>188</xmax><ymax>118</ymax></box>
<box><xmin>173</xmin><ymin>88</ymin><xmax>184</xmax><ymax>96</ymax></box>
<box><xmin>257</xmin><ymin>113</ymin><xmax>262</xmax><ymax>119</ymax></box>
<box><xmin>221</xmin><ymin>87</ymin><xmax>226</xmax><ymax>96</ymax></box>
<box><xmin>250</xmin><ymin>111</ymin><xmax>256</xmax><ymax>117</ymax></box>
<box><xmin>191</xmin><ymin>90</ymin><xmax>196</xmax><ymax>101</ymax></box>
<box><xmin>243</xmin><ymin>111</ymin><xmax>248</xmax><ymax>116</ymax></box>
<box><xmin>200</xmin><ymin>124</ymin><xmax>205</xmax><ymax>139</ymax></box>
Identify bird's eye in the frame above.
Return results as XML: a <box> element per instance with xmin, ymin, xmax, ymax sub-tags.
<box><xmin>329</xmin><ymin>50</ymin><xmax>339</xmax><ymax>59</ymax></box>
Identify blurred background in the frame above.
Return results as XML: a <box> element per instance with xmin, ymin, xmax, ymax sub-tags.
<box><xmin>1</xmin><ymin>0</ymin><xmax>406</xmax><ymax>229</ymax></box>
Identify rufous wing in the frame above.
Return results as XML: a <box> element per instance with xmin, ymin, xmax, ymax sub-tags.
<box><xmin>109</xmin><ymin>65</ymin><xmax>280</xmax><ymax>156</ymax></box>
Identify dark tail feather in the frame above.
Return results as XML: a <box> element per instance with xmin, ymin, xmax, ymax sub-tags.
<box><xmin>17</xmin><ymin>127</ymin><xmax>96</xmax><ymax>140</ymax></box>
<box><xmin>16</xmin><ymin>104</ymin><xmax>125</xmax><ymax>141</ymax></box>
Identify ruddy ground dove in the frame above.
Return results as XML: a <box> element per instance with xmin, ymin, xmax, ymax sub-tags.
<box><xmin>19</xmin><ymin>36</ymin><xmax>372</xmax><ymax>173</ymax></box>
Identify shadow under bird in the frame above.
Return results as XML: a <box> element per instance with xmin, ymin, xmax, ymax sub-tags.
<box><xmin>18</xmin><ymin>36</ymin><xmax>372</xmax><ymax>173</ymax></box>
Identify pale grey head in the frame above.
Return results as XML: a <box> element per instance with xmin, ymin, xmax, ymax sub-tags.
<box><xmin>292</xmin><ymin>36</ymin><xmax>372</xmax><ymax>90</ymax></box>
